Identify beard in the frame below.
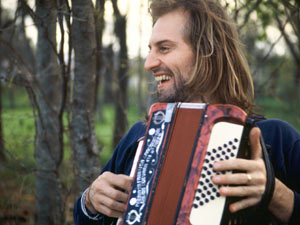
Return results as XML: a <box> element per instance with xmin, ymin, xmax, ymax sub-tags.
<box><xmin>157</xmin><ymin>72</ymin><xmax>187</xmax><ymax>103</ymax></box>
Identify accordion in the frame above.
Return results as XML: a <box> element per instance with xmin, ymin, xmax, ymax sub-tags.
<box><xmin>119</xmin><ymin>103</ymin><xmax>271</xmax><ymax>225</ymax></box>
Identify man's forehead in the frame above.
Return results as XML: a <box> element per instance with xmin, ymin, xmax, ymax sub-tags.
<box><xmin>149</xmin><ymin>9</ymin><xmax>189</xmax><ymax>46</ymax></box>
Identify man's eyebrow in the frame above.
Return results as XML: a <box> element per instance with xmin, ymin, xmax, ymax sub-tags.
<box><xmin>148</xmin><ymin>40</ymin><xmax>174</xmax><ymax>49</ymax></box>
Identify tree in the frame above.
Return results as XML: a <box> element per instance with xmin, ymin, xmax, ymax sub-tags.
<box><xmin>111</xmin><ymin>0</ymin><xmax>129</xmax><ymax>147</ymax></box>
<box><xmin>269</xmin><ymin>0</ymin><xmax>300</xmax><ymax>84</ymax></box>
<box><xmin>94</xmin><ymin>0</ymin><xmax>106</xmax><ymax>112</ymax></box>
<box><xmin>102</xmin><ymin>44</ymin><xmax>115</xmax><ymax>104</ymax></box>
<box><xmin>0</xmin><ymin>0</ymin><xmax>5</xmax><ymax>162</ymax></box>
<box><xmin>70</xmin><ymin>0</ymin><xmax>100</xmax><ymax>197</ymax></box>
<box><xmin>1</xmin><ymin>0</ymin><xmax>65</xmax><ymax>223</ymax></box>
<box><xmin>137</xmin><ymin>0</ymin><xmax>146</xmax><ymax>117</ymax></box>
<box><xmin>33</xmin><ymin>0</ymin><xmax>65</xmax><ymax>224</ymax></box>
<box><xmin>220</xmin><ymin>0</ymin><xmax>299</xmax><ymax>99</ymax></box>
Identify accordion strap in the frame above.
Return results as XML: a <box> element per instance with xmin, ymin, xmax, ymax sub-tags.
<box><xmin>259</xmin><ymin>133</ymin><xmax>276</xmax><ymax>209</ymax></box>
<box><xmin>246</xmin><ymin>118</ymin><xmax>275</xmax><ymax>210</ymax></box>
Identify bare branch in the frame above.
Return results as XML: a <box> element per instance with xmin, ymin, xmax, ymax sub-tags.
<box><xmin>232</xmin><ymin>0</ymin><xmax>250</xmax><ymax>23</ymax></box>
<box><xmin>255</xmin><ymin>58</ymin><xmax>286</xmax><ymax>95</ymax></box>
<box><xmin>238</xmin><ymin>0</ymin><xmax>264</xmax><ymax>31</ymax></box>
<box><xmin>273</xmin><ymin>6</ymin><xmax>300</xmax><ymax>63</ymax></box>
<box><xmin>0</xmin><ymin>37</ymin><xmax>33</xmax><ymax>86</ymax></box>
<box><xmin>19</xmin><ymin>0</ymin><xmax>39</xmax><ymax>24</ymax></box>
<box><xmin>57</xmin><ymin>0</ymin><xmax>71</xmax><ymax>119</ymax></box>
<box><xmin>252</xmin><ymin>31</ymin><xmax>284</xmax><ymax>76</ymax></box>
<box><xmin>284</xmin><ymin>3</ymin><xmax>300</xmax><ymax>39</ymax></box>
<box><xmin>111</xmin><ymin>0</ymin><xmax>121</xmax><ymax>18</ymax></box>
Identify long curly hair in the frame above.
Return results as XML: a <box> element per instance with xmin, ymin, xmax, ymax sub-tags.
<box><xmin>149</xmin><ymin>0</ymin><xmax>255</xmax><ymax>115</ymax></box>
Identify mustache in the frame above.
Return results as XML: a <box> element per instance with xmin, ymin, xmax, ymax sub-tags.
<box><xmin>152</xmin><ymin>67</ymin><xmax>173</xmax><ymax>75</ymax></box>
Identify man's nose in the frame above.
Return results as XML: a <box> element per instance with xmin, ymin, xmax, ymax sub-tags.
<box><xmin>144</xmin><ymin>52</ymin><xmax>161</xmax><ymax>71</ymax></box>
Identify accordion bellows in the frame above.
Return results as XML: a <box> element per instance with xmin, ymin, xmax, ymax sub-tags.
<box><xmin>120</xmin><ymin>103</ymin><xmax>251</xmax><ymax>225</ymax></box>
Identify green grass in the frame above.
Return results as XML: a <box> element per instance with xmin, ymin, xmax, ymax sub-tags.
<box><xmin>1</xmin><ymin>102</ymin><xmax>141</xmax><ymax>170</ymax></box>
<box><xmin>1</xmin><ymin>108</ymin><xmax>36</xmax><ymax>199</ymax></box>
<box><xmin>96</xmin><ymin>103</ymin><xmax>142</xmax><ymax>165</ymax></box>
<box><xmin>2</xmin><ymin>108</ymin><xmax>35</xmax><ymax>165</ymax></box>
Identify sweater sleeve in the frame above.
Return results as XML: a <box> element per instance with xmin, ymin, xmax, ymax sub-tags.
<box><xmin>73</xmin><ymin>195</ymin><xmax>103</xmax><ymax>225</ymax></box>
<box><xmin>257</xmin><ymin>119</ymin><xmax>300</xmax><ymax>224</ymax></box>
<box><xmin>289</xmin><ymin>190</ymin><xmax>300</xmax><ymax>225</ymax></box>
<box><xmin>288</xmin><ymin>139</ymin><xmax>300</xmax><ymax>225</ymax></box>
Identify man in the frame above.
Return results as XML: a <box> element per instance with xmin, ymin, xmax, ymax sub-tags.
<box><xmin>73</xmin><ymin>0</ymin><xmax>300</xmax><ymax>224</ymax></box>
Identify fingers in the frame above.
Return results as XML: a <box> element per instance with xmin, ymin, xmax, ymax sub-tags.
<box><xmin>92</xmin><ymin>193</ymin><xmax>127</xmax><ymax>218</ymax></box>
<box><xmin>101</xmin><ymin>172</ymin><xmax>133</xmax><ymax>193</ymax></box>
<box><xmin>218</xmin><ymin>184</ymin><xmax>265</xmax><ymax>197</ymax></box>
<box><xmin>212</xmin><ymin>172</ymin><xmax>265</xmax><ymax>186</ymax></box>
<box><xmin>92</xmin><ymin>182</ymin><xmax>129</xmax><ymax>203</ymax></box>
<box><xmin>229</xmin><ymin>197</ymin><xmax>260</xmax><ymax>213</ymax></box>
<box><xmin>211</xmin><ymin>171</ymin><xmax>265</xmax><ymax>212</ymax></box>
<box><xmin>213</xmin><ymin>158</ymin><xmax>264</xmax><ymax>172</ymax></box>
<box><xmin>249</xmin><ymin>127</ymin><xmax>262</xmax><ymax>159</ymax></box>
<box><xmin>86</xmin><ymin>172</ymin><xmax>133</xmax><ymax>217</ymax></box>
<box><xmin>97</xmin><ymin>204</ymin><xmax>123</xmax><ymax>218</ymax></box>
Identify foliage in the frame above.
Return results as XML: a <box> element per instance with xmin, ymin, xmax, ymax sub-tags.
<box><xmin>256</xmin><ymin>96</ymin><xmax>300</xmax><ymax>131</ymax></box>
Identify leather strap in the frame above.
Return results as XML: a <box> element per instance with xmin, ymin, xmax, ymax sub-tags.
<box><xmin>246</xmin><ymin>118</ymin><xmax>275</xmax><ymax>210</ymax></box>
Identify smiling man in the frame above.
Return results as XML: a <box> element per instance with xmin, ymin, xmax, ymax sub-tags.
<box><xmin>73</xmin><ymin>1</ymin><xmax>300</xmax><ymax>225</ymax></box>
<box><xmin>145</xmin><ymin>9</ymin><xmax>195</xmax><ymax>103</ymax></box>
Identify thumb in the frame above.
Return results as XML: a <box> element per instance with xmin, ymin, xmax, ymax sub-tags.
<box><xmin>249</xmin><ymin>127</ymin><xmax>263</xmax><ymax>159</ymax></box>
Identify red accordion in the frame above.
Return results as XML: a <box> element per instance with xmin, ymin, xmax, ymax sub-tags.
<box><xmin>120</xmin><ymin>103</ymin><xmax>252</xmax><ymax>225</ymax></box>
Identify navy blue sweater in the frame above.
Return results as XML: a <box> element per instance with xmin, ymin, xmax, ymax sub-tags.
<box><xmin>74</xmin><ymin>119</ymin><xmax>300</xmax><ymax>225</ymax></box>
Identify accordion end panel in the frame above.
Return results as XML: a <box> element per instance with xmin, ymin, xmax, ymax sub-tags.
<box><xmin>188</xmin><ymin>122</ymin><xmax>244</xmax><ymax>225</ymax></box>
<box><xmin>176</xmin><ymin>104</ymin><xmax>248</xmax><ymax>225</ymax></box>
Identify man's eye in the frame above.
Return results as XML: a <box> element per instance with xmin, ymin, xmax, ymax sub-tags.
<box><xmin>159</xmin><ymin>46</ymin><xmax>169</xmax><ymax>53</ymax></box>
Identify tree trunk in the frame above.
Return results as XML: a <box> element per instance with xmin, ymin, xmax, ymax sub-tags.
<box><xmin>94</xmin><ymin>0</ymin><xmax>105</xmax><ymax>114</ymax></box>
<box><xmin>137</xmin><ymin>56</ymin><xmax>146</xmax><ymax>116</ymax></box>
<box><xmin>137</xmin><ymin>0</ymin><xmax>146</xmax><ymax>117</ymax></box>
<box><xmin>103</xmin><ymin>45</ymin><xmax>114</xmax><ymax>104</ymax></box>
<box><xmin>146</xmin><ymin>72</ymin><xmax>157</xmax><ymax>111</ymax></box>
<box><xmin>71</xmin><ymin>0</ymin><xmax>100</xmax><ymax>197</ymax></box>
<box><xmin>0</xmin><ymin>0</ymin><xmax>5</xmax><ymax>162</ymax></box>
<box><xmin>34</xmin><ymin>0</ymin><xmax>64</xmax><ymax>224</ymax></box>
<box><xmin>295</xmin><ymin>63</ymin><xmax>300</xmax><ymax>86</ymax></box>
<box><xmin>0</xmin><ymin>83</ymin><xmax>5</xmax><ymax>162</ymax></box>
<box><xmin>111</xmin><ymin>0</ymin><xmax>129</xmax><ymax>147</ymax></box>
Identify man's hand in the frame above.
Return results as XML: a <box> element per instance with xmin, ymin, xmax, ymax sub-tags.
<box><xmin>85</xmin><ymin>171</ymin><xmax>133</xmax><ymax>218</ymax></box>
<box><xmin>212</xmin><ymin>127</ymin><xmax>294</xmax><ymax>223</ymax></box>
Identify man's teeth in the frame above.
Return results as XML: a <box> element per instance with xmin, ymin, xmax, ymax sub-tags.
<box><xmin>155</xmin><ymin>75</ymin><xmax>171</xmax><ymax>82</ymax></box>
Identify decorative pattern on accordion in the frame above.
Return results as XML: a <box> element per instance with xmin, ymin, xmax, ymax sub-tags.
<box><xmin>122</xmin><ymin>103</ymin><xmax>176</xmax><ymax>225</ymax></box>
<box><xmin>189</xmin><ymin>122</ymin><xmax>243</xmax><ymax>225</ymax></box>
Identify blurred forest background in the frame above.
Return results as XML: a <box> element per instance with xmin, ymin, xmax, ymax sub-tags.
<box><xmin>0</xmin><ymin>0</ymin><xmax>299</xmax><ymax>224</ymax></box>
